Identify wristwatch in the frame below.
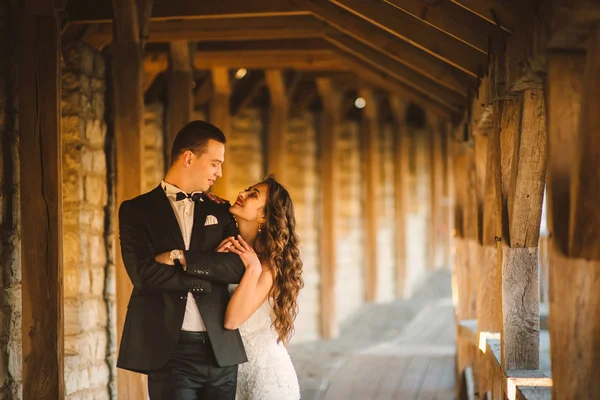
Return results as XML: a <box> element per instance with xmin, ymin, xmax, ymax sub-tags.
<box><xmin>169</xmin><ymin>249</ymin><xmax>184</xmax><ymax>270</ymax></box>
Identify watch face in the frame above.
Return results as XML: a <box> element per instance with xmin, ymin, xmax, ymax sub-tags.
<box><xmin>170</xmin><ymin>250</ymin><xmax>181</xmax><ymax>259</ymax></box>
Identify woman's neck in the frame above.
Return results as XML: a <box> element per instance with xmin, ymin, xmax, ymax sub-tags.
<box><xmin>237</xmin><ymin>219</ymin><xmax>259</xmax><ymax>249</ymax></box>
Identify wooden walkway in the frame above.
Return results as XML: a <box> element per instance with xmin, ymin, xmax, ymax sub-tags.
<box><xmin>290</xmin><ymin>270</ymin><xmax>456</xmax><ymax>400</ymax></box>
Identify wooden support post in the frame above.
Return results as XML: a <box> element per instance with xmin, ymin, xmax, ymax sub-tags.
<box><xmin>265</xmin><ymin>70</ymin><xmax>288</xmax><ymax>183</ymax></box>
<box><xmin>209</xmin><ymin>67</ymin><xmax>231</xmax><ymax>199</ymax></box>
<box><xmin>430</xmin><ymin>116</ymin><xmax>446</xmax><ymax>270</ymax></box>
<box><xmin>475</xmin><ymin>111</ymin><xmax>503</xmax><ymax>395</ymax></box>
<box><xmin>546</xmin><ymin>28</ymin><xmax>600</xmax><ymax>398</ymax></box>
<box><xmin>390</xmin><ymin>97</ymin><xmax>409</xmax><ymax>297</ymax></box>
<box><xmin>316</xmin><ymin>78</ymin><xmax>341</xmax><ymax>338</ymax></box>
<box><xmin>19</xmin><ymin>2</ymin><xmax>64</xmax><ymax>398</ymax></box>
<box><xmin>165</xmin><ymin>41</ymin><xmax>192</xmax><ymax>165</ymax></box>
<box><xmin>112</xmin><ymin>0</ymin><xmax>148</xmax><ymax>397</ymax></box>
<box><xmin>360</xmin><ymin>88</ymin><xmax>381</xmax><ymax>303</ymax></box>
<box><xmin>496</xmin><ymin>88</ymin><xmax>546</xmax><ymax>371</ymax></box>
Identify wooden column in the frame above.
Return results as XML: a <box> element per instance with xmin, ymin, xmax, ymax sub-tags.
<box><xmin>547</xmin><ymin>27</ymin><xmax>600</xmax><ymax>398</ymax></box>
<box><xmin>165</xmin><ymin>41</ymin><xmax>192</xmax><ymax>165</ymax></box>
<box><xmin>390</xmin><ymin>97</ymin><xmax>409</xmax><ymax>298</ymax></box>
<box><xmin>316</xmin><ymin>78</ymin><xmax>341</xmax><ymax>338</ymax></box>
<box><xmin>112</xmin><ymin>0</ymin><xmax>148</xmax><ymax>397</ymax></box>
<box><xmin>359</xmin><ymin>88</ymin><xmax>381</xmax><ymax>303</ymax></box>
<box><xmin>476</xmin><ymin>105</ymin><xmax>502</xmax><ymax>396</ymax></box>
<box><xmin>496</xmin><ymin>88</ymin><xmax>546</xmax><ymax>371</ymax></box>
<box><xmin>265</xmin><ymin>70</ymin><xmax>288</xmax><ymax>183</ymax></box>
<box><xmin>430</xmin><ymin>115</ymin><xmax>446</xmax><ymax>270</ymax></box>
<box><xmin>19</xmin><ymin>1</ymin><xmax>64</xmax><ymax>397</ymax></box>
<box><xmin>209</xmin><ymin>67</ymin><xmax>231</xmax><ymax>199</ymax></box>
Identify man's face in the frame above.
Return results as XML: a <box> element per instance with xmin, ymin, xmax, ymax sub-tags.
<box><xmin>186</xmin><ymin>139</ymin><xmax>225</xmax><ymax>192</ymax></box>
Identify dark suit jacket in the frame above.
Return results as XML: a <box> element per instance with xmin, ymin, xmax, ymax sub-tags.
<box><xmin>116</xmin><ymin>185</ymin><xmax>247</xmax><ymax>373</ymax></box>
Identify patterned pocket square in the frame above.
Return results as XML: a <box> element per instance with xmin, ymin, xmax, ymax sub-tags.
<box><xmin>204</xmin><ymin>215</ymin><xmax>218</xmax><ymax>226</ymax></box>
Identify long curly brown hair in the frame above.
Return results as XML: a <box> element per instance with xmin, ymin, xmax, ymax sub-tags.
<box><xmin>255</xmin><ymin>176</ymin><xmax>304</xmax><ymax>344</ymax></box>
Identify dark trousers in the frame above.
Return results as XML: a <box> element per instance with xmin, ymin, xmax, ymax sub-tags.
<box><xmin>148</xmin><ymin>332</ymin><xmax>238</xmax><ymax>400</ymax></box>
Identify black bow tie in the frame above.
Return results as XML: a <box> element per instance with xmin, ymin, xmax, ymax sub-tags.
<box><xmin>175</xmin><ymin>192</ymin><xmax>204</xmax><ymax>202</ymax></box>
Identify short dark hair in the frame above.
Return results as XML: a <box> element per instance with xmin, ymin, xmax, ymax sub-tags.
<box><xmin>170</xmin><ymin>120</ymin><xmax>227</xmax><ymax>165</ymax></box>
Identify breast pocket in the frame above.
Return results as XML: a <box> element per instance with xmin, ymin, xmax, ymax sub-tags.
<box><xmin>201</xmin><ymin>224</ymin><xmax>224</xmax><ymax>250</ymax></box>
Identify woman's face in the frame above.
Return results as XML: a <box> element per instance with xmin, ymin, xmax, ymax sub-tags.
<box><xmin>230</xmin><ymin>182</ymin><xmax>268</xmax><ymax>223</ymax></box>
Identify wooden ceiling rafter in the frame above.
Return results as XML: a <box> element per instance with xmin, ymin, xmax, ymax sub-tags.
<box><xmin>330</xmin><ymin>0</ymin><xmax>487</xmax><ymax>76</ymax></box>
<box><xmin>382</xmin><ymin>0</ymin><xmax>509</xmax><ymax>53</ymax></box>
<box><xmin>285</xmin><ymin>0</ymin><xmax>476</xmax><ymax>95</ymax></box>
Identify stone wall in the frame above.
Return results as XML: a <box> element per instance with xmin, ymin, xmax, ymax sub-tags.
<box><xmin>0</xmin><ymin>1</ymin><xmax>21</xmax><ymax>397</ymax></box>
<box><xmin>61</xmin><ymin>42</ymin><xmax>112</xmax><ymax>400</ymax></box>
<box><xmin>142</xmin><ymin>103</ymin><xmax>165</xmax><ymax>192</ymax></box>
<box><xmin>286</xmin><ymin>113</ymin><xmax>319</xmax><ymax>342</ymax></box>
<box><xmin>376</xmin><ymin>123</ymin><xmax>396</xmax><ymax>302</ymax></box>
<box><xmin>227</xmin><ymin>109</ymin><xmax>264</xmax><ymax>195</ymax></box>
<box><xmin>335</xmin><ymin>120</ymin><xmax>365</xmax><ymax>323</ymax></box>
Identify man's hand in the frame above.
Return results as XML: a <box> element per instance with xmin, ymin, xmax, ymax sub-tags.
<box><xmin>204</xmin><ymin>192</ymin><xmax>229</xmax><ymax>204</ymax></box>
<box><xmin>216</xmin><ymin>237</ymin><xmax>235</xmax><ymax>252</ymax></box>
<box><xmin>155</xmin><ymin>251</ymin><xmax>175</xmax><ymax>266</ymax></box>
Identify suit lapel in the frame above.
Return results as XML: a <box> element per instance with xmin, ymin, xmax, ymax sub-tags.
<box><xmin>190</xmin><ymin>200</ymin><xmax>209</xmax><ymax>251</ymax></box>
<box><xmin>149</xmin><ymin>185</ymin><xmax>186</xmax><ymax>250</ymax></box>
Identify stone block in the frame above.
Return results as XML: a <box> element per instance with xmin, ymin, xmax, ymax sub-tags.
<box><xmin>62</xmin><ymin>71</ymin><xmax>81</xmax><ymax>92</ymax></box>
<box><xmin>79</xmin><ymin>267</ymin><xmax>91</xmax><ymax>295</ymax></box>
<box><xmin>85</xmin><ymin>120</ymin><xmax>106</xmax><ymax>147</ymax></box>
<box><xmin>89</xmin><ymin>362</ymin><xmax>110</xmax><ymax>388</ymax></box>
<box><xmin>62</xmin><ymin>115</ymin><xmax>85</xmax><ymax>142</ymax></box>
<box><xmin>91</xmin><ymin>209</ymin><xmax>105</xmax><ymax>234</ymax></box>
<box><xmin>90</xmin><ymin>267</ymin><xmax>105</xmax><ymax>296</ymax></box>
<box><xmin>64</xmin><ymin>298</ymin><xmax>81</xmax><ymax>335</ymax></box>
<box><xmin>84</xmin><ymin>175</ymin><xmax>106</xmax><ymax>207</ymax></box>
<box><xmin>92</xmin><ymin>92</ymin><xmax>105</xmax><ymax>121</ymax></box>
<box><xmin>91</xmin><ymin>149</ymin><xmax>106</xmax><ymax>174</ymax></box>
<box><xmin>89</xmin><ymin>235</ymin><xmax>107</xmax><ymax>267</ymax></box>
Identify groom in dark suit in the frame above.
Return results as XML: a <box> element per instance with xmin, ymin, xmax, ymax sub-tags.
<box><xmin>117</xmin><ymin>120</ymin><xmax>247</xmax><ymax>399</ymax></box>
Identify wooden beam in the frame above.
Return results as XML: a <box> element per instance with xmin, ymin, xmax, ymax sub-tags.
<box><xmin>288</xmin><ymin>0</ymin><xmax>475</xmax><ymax>92</ymax></box>
<box><xmin>568</xmin><ymin>26</ymin><xmax>600</xmax><ymax>260</ymax></box>
<box><xmin>112</xmin><ymin>0</ymin><xmax>147</xmax><ymax>397</ymax></box>
<box><xmin>166</xmin><ymin>41</ymin><xmax>193</xmax><ymax>164</ymax></box>
<box><xmin>230</xmin><ymin>71</ymin><xmax>265</xmax><ymax>115</ymax></box>
<box><xmin>545</xmin><ymin>51</ymin><xmax>584</xmax><ymax>257</ymax></box>
<box><xmin>66</xmin><ymin>14</ymin><xmax>335</xmax><ymax>46</ymax></box>
<box><xmin>265</xmin><ymin>70</ymin><xmax>289</xmax><ymax>183</ymax></box>
<box><xmin>389</xmin><ymin>96</ymin><xmax>409</xmax><ymax>297</ymax></box>
<box><xmin>208</xmin><ymin>67</ymin><xmax>232</xmax><ymax>199</ymax></box>
<box><xmin>332</xmin><ymin>0</ymin><xmax>487</xmax><ymax>76</ymax></box>
<box><xmin>546</xmin><ymin>42</ymin><xmax>600</xmax><ymax>399</ymax></box>
<box><xmin>384</xmin><ymin>0</ymin><xmax>507</xmax><ymax>53</ymax></box>
<box><xmin>67</xmin><ymin>0</ymin><xmax>309</xmax><ymax>22</ymax></box>
<box><xmin>359</xmin><ymin>88</ymin><xmax>381</xmax><ymax>302</ymax></box>
<box><xmin>19</xmin><ymin>3</ymin><xmax>64</xmax><ymax>398</ymax></box>
<box><xmin>193</xmin><ymin>49</ymin><xmax>346</xmax><ymax>71</ymax></box>
<box><xmin>430</xmin><ymin>116</ymin><xmax>446</xmax><ymax>269</ymax></box>
<box><xmin>451</xmin><ymin>0</ymin><xmax>517</xmax><ymax>32</ymax></box>
<box><xmin>325</xmin><ymin>32</ymin><xmax>467</xmax><ymax>102</ymax></box>
<box><xmin>316</xmin><ymin>78</ymin><xmax>341</xmax><ymax>338</ymax></box>
<box><xmin>334</xmin><ymin>50</ymin><xmax>458</xmax><ymax>117</ymax></box>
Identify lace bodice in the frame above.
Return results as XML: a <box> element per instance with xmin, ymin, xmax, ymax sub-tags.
<box><xmin>227</xmin><ymin>284</ymin><xmax>273</xmax><ymax>335</ymax></box>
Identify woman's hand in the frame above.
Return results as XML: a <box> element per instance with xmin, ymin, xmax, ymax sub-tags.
<box><xmin>228</xmin><ymin>235</ymin><xmax>261</xmax><ymax>271</ymax></box>
<box><xmin>216</xmin><ymin>237</ymin><xmax>235</xmax><ymax>252</ymax></box>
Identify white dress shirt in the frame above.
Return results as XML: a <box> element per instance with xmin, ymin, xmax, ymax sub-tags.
<box><xmin>162</xmin><ymin>180</ymin><xmax>206</xmax><ymax>332</ymax></box>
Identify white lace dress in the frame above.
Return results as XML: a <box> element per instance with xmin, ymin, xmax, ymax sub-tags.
<box><xmin>228</xmin><ymin>284</ymin><xmax>300</xmax><ymax>400</ymax></box>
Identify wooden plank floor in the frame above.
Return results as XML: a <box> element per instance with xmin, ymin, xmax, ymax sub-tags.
<box><xmin>291</xmin><ymin>270</ymin><xmax>456</xmax><ymax>400</ymax></box>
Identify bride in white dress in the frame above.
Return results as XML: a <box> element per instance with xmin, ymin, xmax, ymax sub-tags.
<box><xmin>217</xmin><ymin>176</ymin><xmax>303</xmax><ymax>400</ymax></box>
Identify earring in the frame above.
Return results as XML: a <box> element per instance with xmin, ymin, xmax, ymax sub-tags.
<box><xmin>258</xmin><ymin>224</ymin><xmax>262</xmax><ymax>234</ymax></box>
